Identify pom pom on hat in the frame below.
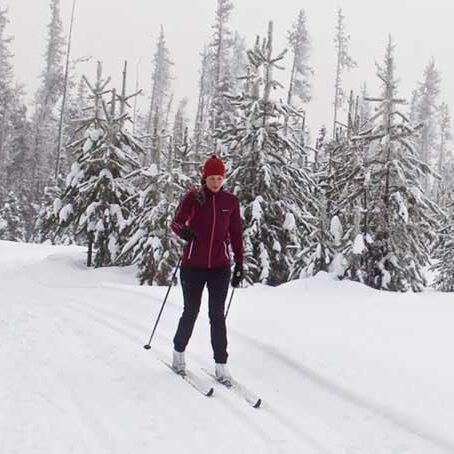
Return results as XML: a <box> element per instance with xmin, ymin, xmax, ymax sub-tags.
<box><xmin>203</xmin><ymin>154</ymin><xmax>226</xmax><ymax>178</ymax></box>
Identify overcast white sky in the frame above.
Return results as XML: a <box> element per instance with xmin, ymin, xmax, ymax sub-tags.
<box><xmin>4</xmin><ymin>0</ymin><xmax>454</xmax><ymax>141</ymax></box>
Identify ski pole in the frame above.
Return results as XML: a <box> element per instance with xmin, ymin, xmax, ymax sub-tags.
<box><xmin>143</xmin><ymin>255</ymin><xmax>182</xmax><ymax>350</ymax></box>
<box><xmin>225</xmin><ymin>287</ymin><xmax>235</xmax><ymax>319</ymax></box>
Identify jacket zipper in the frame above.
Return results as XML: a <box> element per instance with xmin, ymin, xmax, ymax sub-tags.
<box><xmin>188</xmin><ymin>239</ymin><xmax>195</xmax><ymax>259</ymax></box>
<box><xmin>208</xmin><ymin>195</ymin><xmax>216</xmax><ymax>268</ymax></box>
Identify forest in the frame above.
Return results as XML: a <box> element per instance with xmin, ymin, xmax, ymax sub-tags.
<box><xmin>0</xmin><ymin>0</ymin><xmax>452</xmax><ymax>292</ymax></box>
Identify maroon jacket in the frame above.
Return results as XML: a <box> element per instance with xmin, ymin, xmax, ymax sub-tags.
<box><xmin>171</xmin><ymin>185</ymin><xmax>244</xmax><ymax>268</ymax></box>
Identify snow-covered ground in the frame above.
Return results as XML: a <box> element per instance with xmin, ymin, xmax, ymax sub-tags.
<box><xmin>1</xmin><ymin>239</ymin><xmax>453</xmax><ymax>454</ymax></box>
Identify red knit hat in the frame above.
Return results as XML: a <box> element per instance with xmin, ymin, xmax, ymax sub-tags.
<box><xmin>203</xmin><ymin>155</ymin><xmax>226</xmax><ymax>178</ymax></box>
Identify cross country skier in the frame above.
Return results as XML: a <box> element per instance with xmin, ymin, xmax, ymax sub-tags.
<box><xmin>170</xmin><ymin>155</ymin><xmax>244</xmax><ymax>384</ymax></box>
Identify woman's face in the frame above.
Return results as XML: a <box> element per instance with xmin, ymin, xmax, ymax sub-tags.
<box><xmin>206</xmin><ymin>175</ymin><xmax>224</xmax><ymax>192</ymax></box>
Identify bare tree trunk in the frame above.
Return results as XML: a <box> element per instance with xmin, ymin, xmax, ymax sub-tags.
<box><xmin>87</xmin><ymin>232</ymin><xmax>93</xmax><ymax>267</ymax></box>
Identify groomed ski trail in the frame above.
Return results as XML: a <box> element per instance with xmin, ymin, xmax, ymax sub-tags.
<box><xmin>2</xmin><ymin>242</ymin><xmax>454</xmax><ymax>453</ymax></box>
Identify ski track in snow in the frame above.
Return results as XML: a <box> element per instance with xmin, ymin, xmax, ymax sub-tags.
<box><xmin>1</xmin><ymin>273</ymin><xmax>308</xmax><ymax>453</ymax></box>
<box><xmin>1</xmin><ymin>242</ymin><xmax>454</xmax><ymax>453</ymax></box>
<box><xmin>233</xmin><ymin>331</ymin><xmax>454</xmax><ymax>453</ymax></box>
<box><xmin>66</xmin><ymin>281</ymin><xmax>454</xmax><ymax>453</ymax></box>
<box><xmin>33</xmin><ymin>281</ymin><xmax>328</xmax><ymax>451</ymax></box>
<box><xmin>56</xmin><ymin>292</ymin><xmax>324</xmax><ymax>453</ymax></box>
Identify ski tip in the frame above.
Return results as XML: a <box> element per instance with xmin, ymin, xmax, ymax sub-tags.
<box><xmin>206</xmin><ymin>387</ymin><xmax>215</xmax><ymax>397</ymax></box>
<box><xmin>253</xmin><ymin>398</ymin><xmax>262</xmax><ymax>408</ymax></box>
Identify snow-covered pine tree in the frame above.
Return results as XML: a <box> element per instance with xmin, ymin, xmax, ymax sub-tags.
<box><xmin>413</xmin><ymin>58</ymin><xmax>441</xmax><ymax>193</ymax></box>
<box><xmin>32</xmin><ymin>58</ymin><xmax>95</xmax><ymax>246</ymax></box>
<box><xmin>230</xmin><ymin>31</ymin><xmax>247</xmax><ymax>93</ymax></box>
<box><xmin>219</xmin><ymin>21</ymin><xmax>317</xmax><ymax>286</ymax></box>
<box><xmin>430</xmin><ymin>104</ymin><xmax>454</xmax><ymax>291</ymax></box>
<box><xmin>209</xmin><ymin>0</ymin><xmax>235</xmax><ymax>148</ymax></box>
<box><xmin>32</xmin><ymin>173</ymin><xmax>67</xmax><ymax>244</ymax></box>
<box><xmin>5</xmin><ymin>89</ymin><xmax>31</xmax><ymax>186</ymax></box>
<box><xmin>54</xmin><ymin>62</ymin><xmax>143</xmax><ymax>267</ymax></box>
<box><xmin>358</xmin><ymin>82</ymin><xmax>372</xmax><ymax>127</ymax></box>
<box><xmin>323</xmin><ymin>93</ymin><xmax>370</xmax><ymax>281</ymax></box>
<box><xmin>408</xmin><ymin>89</ymin><xmax>418</xmax><ymax>125</ymax></box>
<box><xmin>30</xmin><ymin>0</ymin><xmax>66</xmax><ymax>196</ymax></box>
<box><xmin>430</xmin><ymin>195</ymin><xmax>454</xmax><ymax>292</ymax></box>
<box><xmin>341</xmin><ymin>37</ymin><xmax>441</xmax><ymax>291</ymax></box>
<box><xmin>54</xmin><ymin>0</ymin><xmax>78</xmax><ymax>181</ymax></box>
<box><xmin>172</xmin><ymin>98</ymin><xmax>196</xmax><ymax>177</ymax></box>
<box><xmin>0</xmin><ymin>9</ymin><xmax>37</xmax><ymax>241</ymax></box>
<box><xmin>284</xmin><ymin>9</ymin><xmax>312</xmax><ymax>146</ymax></box>
<box><xmin>0</xmin><ymin>6</ymin><xmax>14</xmax><ymax>193</ymax></box>
<box><xmin>146</xmin><ymin>26</ymin><xmax>173</xmax><ymax>169</ymax></box>
<box><xmin>332</xmin><ymin>8</ymin><xmax>356</xmax><ymax>139</ymax></box>
<box><xmin>193</xmin><ymin>45</ymin><xmax>213</xmax><ymax>160</ymax></box>
<box><xmin>173</xmin><ymin>98</ymin><xmax>189</xmax><ymax>151</ymax></box>
<box><xmin>291</xmin><ymin>126</ymin><xmax>337</xmax><ymax>279</ymax></box>
<box><xmin>433</xmin><ymin>102</ymin><xmax>452</xmax><ymax>206</ymax></box>
<box><xmin>119</xmin><ymin>156</ymin><xmax>194</xmax><ymax>285</ymax></box>
<box><xmin>61</xmin><ymin>71</ymin><xmax>92</xmax><ymax>176</ymax></box>
<box><xmin>287</xmin><ymin>9</ymin><xmax>312</xmax><ymax>108</ymax></box>
<box><xmin>295</xmin><ymin>91</ymin><xmax>364</xmax><ymax>281</ymax></box>
<box><xmin>0</xmin><ymin>190</ymin><xmax>26</xmax><ymax>242</ymax></box>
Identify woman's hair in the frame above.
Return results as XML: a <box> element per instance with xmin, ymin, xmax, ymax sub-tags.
<box><xmin>195</xmin><ymin>178</ymin><xmax>206</xmax><ymax>206</ymax></box>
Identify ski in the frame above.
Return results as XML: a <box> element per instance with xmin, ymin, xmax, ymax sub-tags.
<box><xmin>203</xmin><ymin>369</ymin><xmax>262</xmax><ymax>408</ymax></box>
<box><xmin>159</xmin><ymin>359</ymin><xmax>214</xmax><ymax>397</ymax></box>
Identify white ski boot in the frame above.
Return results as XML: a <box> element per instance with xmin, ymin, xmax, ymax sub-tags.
<box><xmin>172</xmin><ymin>349</ymin><xmax>186</xmax><ymax>375</ymax></box>
<box><xmin>215</xmin><ymin>363</ymin><xmax>233</xmax><ymax>386</ymax></box>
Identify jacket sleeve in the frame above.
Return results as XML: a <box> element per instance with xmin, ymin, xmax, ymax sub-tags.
<box><xmin>229</xmin><ymin>197</ymin><xmax>244</xmax><ymax>264</ymax></box>
<box><xmin>171</xmin><ymin>191</ymin><xmax>196</xmax><ymax>239</ymax></box>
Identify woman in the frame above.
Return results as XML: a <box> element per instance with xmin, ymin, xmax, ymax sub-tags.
<box><xmin>170</xmin><ymin>155</ymin><xmax>244</xmax><ymax>384</ymax></box>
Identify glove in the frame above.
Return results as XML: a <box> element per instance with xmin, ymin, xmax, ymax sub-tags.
<box><xmin>181</xmin><ymin>226</ymin><xmax>197</xmax><ymax>241</ymax></box>
<box><xmin>231</xmin><ymin>262</ymin><xmax>244</xmax><ymax>288</ymax></box>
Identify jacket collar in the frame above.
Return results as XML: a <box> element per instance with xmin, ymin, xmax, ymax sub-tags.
<box><xmin>203</xmin><ymin>185</ymin><xmax>224</xmax><ymax>196</ymax></box>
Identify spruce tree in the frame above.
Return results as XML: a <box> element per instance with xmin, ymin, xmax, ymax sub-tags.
<box><xmin>193</xmin><ymin>46</ymin><xmax>213</xmax><ymax>159</ymax></box>
<box><xmin>287</xmin><ymin>9</ymin><xmax>312</xmax><ymax>107</ymax></box>
<box><xmin>209</xmin><ymin>0</ymin><xmax>235</xmax><ymax>144</ymax></box>
<box><xmin>358</xmin><ymin>82</ymin><xmax>372</xmax><ymax>126</ymax></box>
<box><xmin>173</xmin><ymin>98</ymin><xmax>189</xmax><ymax>150</ymax></box>
<box><xmin>0</xmin><ymin>9</ymin><xmax>36</xmax><ymax>241</ymax></box>
<box><xmin>337</xmin><ymin>37</ymin><xmax>441</xmax><ymax>291</ymax></box>
<box><xmin>433</xmin><ymin>102</ymin><xmax>452</xmax><ymax>206</ymax></box>
<box><xmin>332</xmin><ymin>8</ymin><xmax>356</xmax><ymax>139</ymax></box>
<box><xmin>431</xmin><ymin>198</ymin><xmax>454</xmax><ymax>292</ymax></box>
<box><xmin>30</xmin><ymin>0</ymin><xmax>66</xmax><ymax>195</ymax></box>
<box><xmin>220</xmin><ymin>22</ymin><xmax>317</xmax><ymax>286</ymax></box>
<box><xmin>0</xmin><ymin>190</ymin><xmax>26</xmax><ymax>242</ymax></box>
<box><xmin>291</xmin><ymin>127</ymin><xmax>338</xmax><ymax>279</ymax></box>
<box><xmin>172</xmin><ymin>99</ymin><xmax>195</xmax><ymax>177</ymax></box>
<box><xmin>120</xmin><ymin>160</ymin><xmax>193</xmax><ymax>285</ymax></box>
<box><xmin>430</xmin><ymin>106</ymin><xmax>454</xmax><ymax>291</ymax></box>
<box><xmin>146</xmin><ymin>26</ymin><xmax>173</xmax><ymax>169</ymax></box>
<box><xmin>413</xmin><ymin>58</ymin><xmax>441</xmax><ymax>193</ymax></box>
<box><xmin>230</xmin><ymin>32</ymin><xmax>247</xmax><ymax>93</ymax></box>
<box><xmin>54</xmin><ymin>63</ymin><xmax>143</xmax><ymax>267</ymax></box>
<box><xmin>0</xmin><ymin>6</ymin><xmax>15</xmax><ymax>193</ymax></box>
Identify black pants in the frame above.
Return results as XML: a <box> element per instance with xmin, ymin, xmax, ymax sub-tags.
<box><xmin>173</xmin><ymin>266</ymin><xmax>230</xmax><ymax>363</ymax></box>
